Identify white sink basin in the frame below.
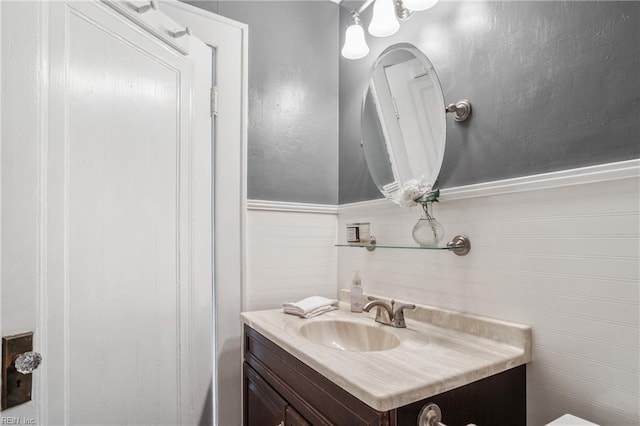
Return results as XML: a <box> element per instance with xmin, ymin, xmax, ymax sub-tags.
<box><xmin>296</xmin><ymin>319</ymin><xmax>401</xmax><ymax>352</ymax></box>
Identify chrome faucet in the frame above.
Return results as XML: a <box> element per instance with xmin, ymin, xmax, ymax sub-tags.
<box><xmin>363</xmin><ymin>297</ymin><xmax>416</xmax><ymax>328</ymax></box>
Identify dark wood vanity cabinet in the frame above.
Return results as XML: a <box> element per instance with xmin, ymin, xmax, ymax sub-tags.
<box><xmin>243</xmin><ymin>325</ymin><xmax>526</xmax><ymax>426</ymax></box>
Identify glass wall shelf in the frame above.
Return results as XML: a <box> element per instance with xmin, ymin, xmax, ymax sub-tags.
<box><xmin>336</xmin><ymin>244</ymin><xmax>449</xmax><ymax>250</ymax></box>
<box><xmin>335</xmin><ymin>235</ymin><xmax>471</xmax><ymax>256</ymax></box>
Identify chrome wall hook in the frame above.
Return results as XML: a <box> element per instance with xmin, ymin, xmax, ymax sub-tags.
<box><xmin>445</xmin><ymin>99</ymin><xmax>471</xmax><ymax>122</ymax></box>
<box><xmin>169</xmin><ymin>27</ymin><xmax>192</xmax><ymax>38</ymax></box>
<box><xmin>128</xmin><ymin>0</ymin><xmax>157</xmax><ymax>14</ymax></box>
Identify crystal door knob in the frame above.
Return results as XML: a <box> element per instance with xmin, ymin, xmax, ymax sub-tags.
<box><xmin>14</xmin><ymin>351</ymin><xmax>42</xmax><ymax>374</ymax></box>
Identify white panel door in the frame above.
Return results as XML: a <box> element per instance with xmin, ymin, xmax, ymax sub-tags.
<box><xmin>44</xmin><ymin>2</ymin><xmax>212</xmax><ymax>425</ymax></box>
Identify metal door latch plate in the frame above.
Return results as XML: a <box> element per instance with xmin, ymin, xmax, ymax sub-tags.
<box><xmin>2</xmin><ymin>332</ymin><xmax>35</xmax><ymax>410</ymax></box>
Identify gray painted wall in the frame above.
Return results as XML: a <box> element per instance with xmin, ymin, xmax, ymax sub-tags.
<box><xmin>339</xmin><ymin>1</ymin><xmax>640</xmax><ymax>204</ymax></box>
<box><xmin>186</xmin><ymin>1</ymin><xmax>340</xmax><ymax>204</ymax></box>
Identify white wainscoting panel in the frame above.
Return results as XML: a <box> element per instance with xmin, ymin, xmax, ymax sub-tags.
<box><xmin>246</xmin><ymin>202</ymin><xmax>338</xmax><ymax>311</ymax></box>
<box><xmin>337</xmin><ymin>161</ymin><xmax>639</xmax><ymax>426</ymax></box>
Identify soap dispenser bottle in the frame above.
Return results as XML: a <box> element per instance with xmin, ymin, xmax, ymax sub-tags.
<box><xmin>350</xmin><ymin>271</ymin><xmax>363</xmax><ymax>313</ymax></box>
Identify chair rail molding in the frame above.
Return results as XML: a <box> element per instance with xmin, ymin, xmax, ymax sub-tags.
<box><xmin>339</xmin><ymin>159</ymin><xmax>640</xmax><ymax>211</ymax></box>
<box><xmin>247</xmin><ymin>200</ymin><xmax>339</xmax><ymax>215</ymax></box>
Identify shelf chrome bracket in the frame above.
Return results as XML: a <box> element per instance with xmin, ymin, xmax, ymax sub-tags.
<box><xmin>446</xmin><ymin>235</ymin><xmax>471</xmax><ymax>256</ymax></box>
<box><xmin>366</xmin><ymin>236</ymin><xmax>377</xmax><ymax>252</ymax></box>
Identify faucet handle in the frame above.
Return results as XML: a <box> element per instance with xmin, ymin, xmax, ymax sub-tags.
<box><xmin>366</xmin><ymin>295</ymin><xmax>378</xmax><ymax>301</ymax></box>
<box><xmin>394</xmin><ymin>302</ymin><xmax>416</xmax><ymax>312</ymax></box>
<box><xmin>392</xmin><ymin>302</ymin><xmax>416</xmax><ymax>328</ymax></box>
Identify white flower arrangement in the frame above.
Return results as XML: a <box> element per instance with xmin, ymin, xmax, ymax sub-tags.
<box><xmin>396</xmin><ymin>176</ymin><xmax>440</xmax><ymax>207</ymax></box>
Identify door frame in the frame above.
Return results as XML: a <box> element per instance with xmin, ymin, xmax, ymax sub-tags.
<box><xmin>158</xmin><ymin>2</ymin><xmax>248</xmax><ymax>425</ymax></box>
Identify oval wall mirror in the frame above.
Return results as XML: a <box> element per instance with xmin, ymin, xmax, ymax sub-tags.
<box><xmin>361</xmin><ymin>43</ymin><xmax>446</xmax><ymax>205</ymax></box>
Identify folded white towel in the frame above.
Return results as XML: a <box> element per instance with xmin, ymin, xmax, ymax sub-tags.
<box><xmin>294</xmin><ymin>304</ymin><xmax>339</xmax><ymax>318</ymax></box>
<box><xmin>282</xmin><ymin>296</ymin><xmax>339</xmax><ymax>318</ymax></box>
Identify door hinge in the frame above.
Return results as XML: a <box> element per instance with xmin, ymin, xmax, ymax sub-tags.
<box><xmin>391</xmin><ymin>97</ymin><xmax>400</xmax><ymax>120</ymax></box>
<box><xmin>210</xmin><ymin>86</ymin><xmax>218</xmax><ymax>117</ymax></box>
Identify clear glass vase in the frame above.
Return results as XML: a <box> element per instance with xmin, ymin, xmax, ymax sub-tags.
<box><xmin>412</xmin><ymin>202</ymin><xmax>445</xmax><ymax>247</ymax></box>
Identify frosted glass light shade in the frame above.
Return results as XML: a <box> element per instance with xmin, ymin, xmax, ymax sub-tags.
<box><xmin>403</xmin><ymin>0</ymin><xmax>439</xmax><ymax>11</ymax></box>
<box><xmin>341</xmin><ymin>23</ymin><xmax>369</xmax><ymax>59</ymax></box>
<box><xmin>368</xmin><ymin>0</ymin><xmax>400</xmax><ymax>37</ymax></box>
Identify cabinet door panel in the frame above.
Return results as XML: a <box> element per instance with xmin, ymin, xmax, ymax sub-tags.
<box><xmin>245</xmin><ymin>325</ymin><xmax>386</xmax><ymax>425</ymax></box>
<box><xmin>244</xmin><ymin>363</ymin><xmax>286</xmax><ymax>426</ymax></box>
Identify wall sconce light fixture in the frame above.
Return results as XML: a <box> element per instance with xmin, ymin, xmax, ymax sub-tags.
<box><xmin>341</xmin><ymin>0</ymin><xmax>439</xmax><ymax>59</ymax></box>
<box><xmin>368</xmin><ymin>0</ymin><xmax>400</xmax><ymax>37</ymax></box>
<box><xmin>341</xmin><ymin>13</ymin><xmax>370</xmax><ymax>59</ymax></box>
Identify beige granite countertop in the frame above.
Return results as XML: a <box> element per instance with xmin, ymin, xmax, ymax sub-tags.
<box><xmin>241</xmin><ymin>293</ymin><xmax>531</xmax><ymax>412</ymax></box>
